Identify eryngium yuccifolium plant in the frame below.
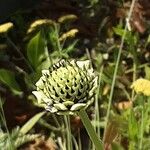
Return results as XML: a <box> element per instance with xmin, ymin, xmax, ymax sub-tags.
<box><xmin>33</xmin><ymin>60</ymin><xmax>98</xmax><ymax>115</ymax></box>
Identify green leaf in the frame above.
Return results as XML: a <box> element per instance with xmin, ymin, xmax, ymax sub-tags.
<box><xmin>20</xmin><ymin>111</ymin><xmax>46</xmax><ymax>135</ymax></box>
<box><xmin>0</xmin><ymin>69</ymin><xmax>21</xmax><ymax>94</ymax></box>
<box><xmin>144</xmin><ymin>66</ymin><xmax>150</xmax><ymax>80</ymax></box>
<box><xmin>113</xmin><ymin>27</ymin><xmax>137</xmax><ymax>45</ymax></box>
<box><xmin>145</xmin><ymin>34</ymin><xmax>150</xmax><ymax>47</ymax></box>
<box><xmin>27</xmin><ymin>31</ymin><xmax>46</xmax><ymax>70</ymax></box>
<box><xmin>128</xmin><ymin>110</ymin><xmax>138</xmax><ymax>140</ymax></box>
<box><xmin>62</xmin><ymin>40</ymin><xmax>78</xmax><ymax>53</ymax></box>
<box><xmin>48</xmin><ymin>25</ymin><xmax>59</xmax><ymax>51</ymax></box>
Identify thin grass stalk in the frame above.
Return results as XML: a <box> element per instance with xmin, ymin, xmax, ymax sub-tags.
<box><xmin>52</xmin><ymin>114</ymin><xmax>67</xmax><ymax>143</ymax></box>
<box><xmin>131</xmin><ymin>34</ymin><xmax>138</xmax><ymax>101</ymax></box>
<box><xmin>139</xmin><ymin>99</ymin><xmax>144</xmax><ymax>149</ymax></box>
<box><xmin>6</xmin><ymin>37</ymin><xmax>34</xmax><ymax>72</ymax></box>
<box><xmin>77</xmin><ymin>129</ymin><xmax>82</xmax><ymax>150</ymax></box>
<box><xmin>128</xmin><ymin>109</ymin><xmax>135</xmax><ymax>150</ymax></box>
<box><xmin>92</xmin><ymin>65</ymin><xmax>104</xmax><ymax>149</ymax></box>
<box><xmin>103</xmin><ymin>0</ymin><xmax>137</xmax><ymax>140</ymax></box>
<box><xmin>67</xmin><ymin>116</ymin><xmax>73</xmax><ymax>150</ymax></box>
<box><xmin>125</xmin><ymin>63</ymin><xmax>150</xmax><ymax>74</ymax></box>
<box><xmin>64</xmin><ymin>116</ymin><xmax>72</xmax><ymax>150</ymax></box>
<box><xmin>0</xmin><ymin>97</ymin><xmax>14</xmax><ymax>150</ymax></box>
<box><xmin>94</xmin><ymin>65</ymin><xmax>103</xmax><ymax>137</ymax></box>
<box><xmin>72</xmin><ymin>134</ymin><xmax>79</xmax><ymax>150</ymax></box>
<box><xmin>52</xmin><ymin>114</ymin><xmax>61</xmax><ymax>128</ymax></box>
<box><xmin>88</xmin><ymin>140</ymin><xmax>92</xmax><ymax>150</ymax></box>
<box><xmin>57</xmin><ymin>137</ymin><xmax>66</xmax><ymax>150</ymax></box>
<box><xmin>131</xmin><ymin>63</ymin><xmax>137</xmax><ymax>102</ymax></box>
<box><xmin>86</xmin><ymin>48</ymin><xmax>91</xmax><ymax>61</ymax></box>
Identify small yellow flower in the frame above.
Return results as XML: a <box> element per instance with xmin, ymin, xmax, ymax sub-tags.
<box><xmin>58</xmin><ymin>14</ymin><xmax>78</xmax><ymax>23</ymax></box>
<box><xmin>27</xmin><ymin>19</ymin><xmax>54</xmax><ymax>34</ymax></box>
<box><xmin>0</xmin><ymin>22</ymin><xmax>13</xmax><ymax>34</ymax></box>
<box><xmin>59</xmin><ymin>29</ymin><xmax>78</xmax><ymax>41</ymax></box>
<box><xmin>131</xmin><ymin>78</ymin><xmax>150</xmax><ymax>96</ymax></box>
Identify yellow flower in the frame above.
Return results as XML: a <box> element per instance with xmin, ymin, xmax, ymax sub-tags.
<box><xmin>131</xmin><ymin>78</ymin><xmax>150</xmax><ymax>96</ymax></box>
<box><xmin>58</xmin><ymin>14</ymin><xmax>78</xmax><ymax>23</ymax></box>
<box><xmin>27</xmin><ymin>19</ymin><xmax>54</xmax><ymax>34</ymax></box>
<box><xmin>59</xmin><ymin>29</ymin><xmax>78</xmax><ymax>41</ymax></box>
<box><xmin>0</xmin><ymin>22</ymin><xmax>13</xmax><ymax>34</ymax></box>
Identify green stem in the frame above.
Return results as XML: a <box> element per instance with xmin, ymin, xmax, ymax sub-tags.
<box><xmin>131</xmin><ymin>61</ymin><xmax>136</xmax><ymax>101</ymax></box>
<box><xmin>139</xmin><ymin>99</ymin><xmax>144</xmax><ymax>150</ymax></box>
<box><xmin>78</xmin><ymin>110</ymin><xmax>103</xmax><ymax>150</ymax></box>
<box><xmin>95</xmin><ymin>65</ymin><xmax>104</xmax><ymax>137</ymax></box>
<box><xmin>78</xmin><ymin>129</ymin><xmax>82</xmax><ymax>150</ymax></box>
<box><xmin>103</xmin><ymin>0</ymin><xmax>137</xmax><ymax>139</ymax></box>
<box><xmin>139</xmin><ymin>108</ymin><xmax>144</xmax><ymax>149</ymax></box>
<box><xmin>6</xmin><ymin>36</ymin><xmax>34</xmax><ymax>73</ymax></box>
<box><xmin>0</xmin><ymin>97</ymin><xmax>14</xmax><ymax>150</ymax></box>
<box><xmin>64</xmin><ymin>116</ymin><xmax>72</xmax><ymax>150</ymax></box>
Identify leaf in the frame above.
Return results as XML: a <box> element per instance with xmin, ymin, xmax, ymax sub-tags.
<box><xmin>48</xmin><ymin>26</ymin><xmax>59</xmax><ymax>51</ymax></box>
<box><xmin>128</xmin><ymin>110</ymin><xmax>138</xmax><ymax>140</ymax></box>
<box><xmin>145</xmin><ymin>34</ymin><xmax>150</xmax><ymax>47</ymax></box>
<box><xmin>0</xmin><ymin>69</ymin><xmax>21</xmax><ymax>94</ymax></box>
<box><xmin>144</xmin><ymin>66</ymin><xmax>150</xmax><ymax>80</ymax></box>
<box><xmin>27</xmin><ymin>31</ymin><xmax>46</xmax><ymax>70</ymax></box>
<box><xmin>113</xmin><ymin>27</ymin><xmax>137</xmax><ymax>45</ymax></box>
<box><xmin>0</xmin><ymin>127</ymin><xmax>40</xmax><ymax>150</ymax></box>
<box><xmin>36</xmin><ymin>46</ymin><xmax>51</xmax><ymax>71</ymax></box>
<box><xmin>62</xmin><ymin>39</ymin><xmax>78</xmax><ymax>53</ymax></box>
<box><xmin>20</xmin><ymin>111</ymin><xmax>46</xmax><ymax>135</ymax></box>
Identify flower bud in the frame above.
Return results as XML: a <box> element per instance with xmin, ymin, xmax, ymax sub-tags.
<box><xmin>33</xmin><ymin>60</ymin><xmax>98</xmax><ymax>115</ymax></box>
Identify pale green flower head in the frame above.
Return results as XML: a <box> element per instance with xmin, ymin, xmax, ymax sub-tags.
<box><xmin>33</xmin><ymin>60</ymin><xmax>98</xmax><ymax>115</ymax></box>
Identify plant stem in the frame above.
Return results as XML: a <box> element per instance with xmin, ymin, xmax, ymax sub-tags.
<box><xmin>139</xmin><ymin>100</ymin><xmax>144</xmax><ymax>149</ymax></box>
<box><xmin>95</xmin><ymin>65</ymin><xmax>103</xmax><ymax>137</ymax></box>
<box><xmin>78</xmin><ymin>110</ymin><xmax>103</xmax><ymax>150</ymax></box>
<box><xmin>103</xmin><ymin>0</ymin><xmax>137</xmax><ymax>140</ymax></box>
<box><xmin>6</xmin><ymin>36</ymin><xmax>34</xmax><ymax>73</ymax></box>
<box><xmin>0</xmin><ymin>97</ymin><xmax>14</xmax><ymax>150</ymax></box>
<box><xmin>64</xmin><ymin>116</ymin><xmax>72</xmax><ymax>150</ymax></box>
<box><xmin>78</xmin><ymin>129</ymin><xmax>82</xmax><ymax>150</ymax></box>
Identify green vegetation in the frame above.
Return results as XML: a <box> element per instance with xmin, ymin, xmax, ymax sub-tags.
<box><xmin>0</xmin><ymin>0</ymin><xmax>150</xmax><ymax>149</ymax></box>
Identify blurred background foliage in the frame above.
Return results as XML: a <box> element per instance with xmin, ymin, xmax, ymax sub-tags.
<box><xmin>0</xmin><ymin>0</ymin><xmax>150</xmax><ymax>149</ymax></box>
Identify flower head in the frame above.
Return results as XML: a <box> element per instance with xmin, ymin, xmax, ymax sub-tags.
<box><xmin>33</xmin><ymin>60</ymin><xmax>98</xmax><ymax>115</ymax></box>
<box><xmin>59</xmin><ymin>29</ymin><xmax>78</xmax><ymax>41</ymax></box>
<box><xmin>27</xmin><ymin>19</ymin><xmax>54</xmax><ymax>34</ymax></box>
<box><xmin>131</xmin><ymin>78</ymin><xmax>150</xmax><ymax>96</ymax></box>
<box><xmin>0</xmin><ymin>22</ymin><xmax>13</xmax><ymax>34</ymax></box>
<box><xmin>58</xmin><ymin>14</ymin><xmax>78</xmax><ymax>23</ymax></box>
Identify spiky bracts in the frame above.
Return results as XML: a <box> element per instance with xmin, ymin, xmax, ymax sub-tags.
<box><xmin>33</xmin><ymin>60</ymin><xmax>98</xmax><ymax>115</ymax></box>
